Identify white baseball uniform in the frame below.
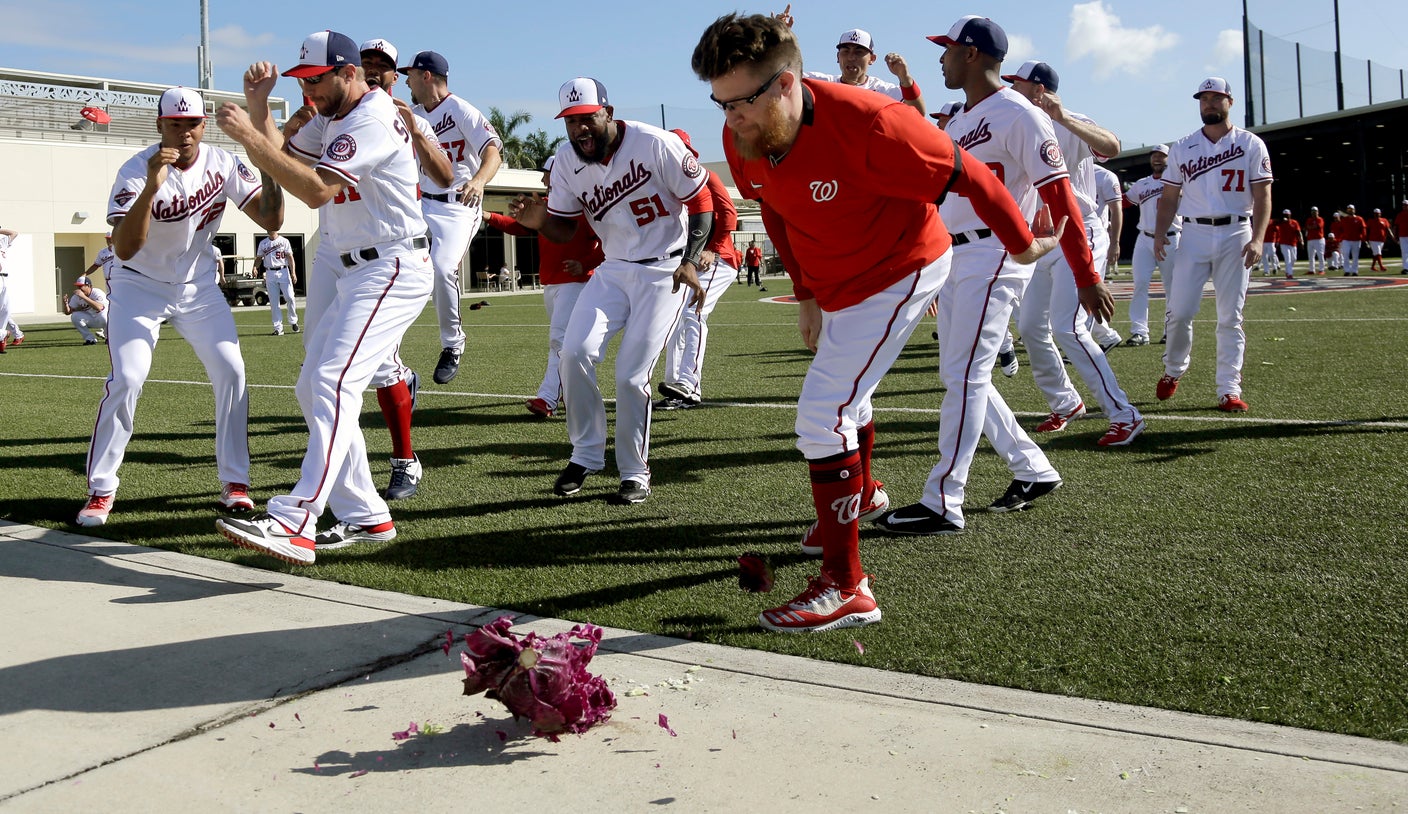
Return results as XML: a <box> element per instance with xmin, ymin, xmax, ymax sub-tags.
<box><xmin>257</xmin><ymin>234</ymin><xmax>298</xmax><ymax>331</ymax></box>
<box><xmin>94</xmin><ymin>245</ymin><xmax>119</xmax><ymax>278</ymax></box>
<box><xmin>68</xmin><ymin>286</ymin><xmax>109</xmax><ymax>342</ymax></box>
<box><xmin>661</xmin><ymin>170</ymin><xmax>738</xmax><ymax>401</ymax></box>
<box><xmin>547</xmin><ymin>121</ymin><xmax>707</xmax><ymax>486</ymax></box>
<box><xmin>415</xmin><ymin>94</ymin><xmax>501</xmax><ymax>355</ymax></box>
<box><xmin>1126</xmin><ymin>173</ymin><xmax>1181</xmax><ymax>338</ymax></box>
<box><xmin>0</xmin><ymin>234</ymin><xmax>12</xmax><ymax>344</ymax></box>
<box><xmin>925</xmin><ymin>86</ymin><xmax>1072</xmax><ymax>525</ymax></box>
<box><xmin>1161</xmin><ymin>125</ymin><xmax>1273</xmax><ymax>397</ymax></box>
<box><xmin>1088</xmin><ymin>163</ymin><xmax>1123</xmax><ymax>347</ymax></box>
<box><xmin>88</xmin><ymin>142</ymin><xmax>261</xmax><ymax>497</ymax></box>
<box><xmin>803</xmin><ymin>71</ymin><xmax>906</xmax><ymax>102</ymax></box>
<box><xmin>1018</xmin><ymin>111</ymin><xmax>1141</xmax><ymax>429</ymax></box>
<box><xmin>273</xmin><ymin>88</ymin><xmax>433</xmax><ymax>535</ymax></box>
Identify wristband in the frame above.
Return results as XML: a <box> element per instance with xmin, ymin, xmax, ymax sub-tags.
<box><xmin>901</xmin><ymin>81</ymin><xmax>921</xmax><ymax>101</ymax></box>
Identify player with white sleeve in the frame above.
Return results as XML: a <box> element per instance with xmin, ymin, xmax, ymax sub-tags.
<box><xmin>214</xmin><ymin>31</ymin><xmax>434</xmax><ymax>563</ymax></box>
<box><xmin>1123</xmin><ymin>145</ymin><xmax>1180</xmax><ymax>345</ymax></box>
<box><xmin>510</xmin><ymin>78</ymin><xmax>710</xmax><ymax>505</ymax></box>
<box><xmin>1152</xmin><ymin>77</ymin><xmax>1273</xmax><ymax>413</ymax></box>
<box><xmin>1089</xmin><ymin>158</ymin><xmax>1124</xmax><ymax>350</ymax></box>
<box><xmin>1003</xmin><ymin>60</ymin><xmax>1143</xmax><ymax>447</ymax></box>
<box><xmin>801</xmin><ymin>27</ymin><xmax>926</xmax><ymax>115</ymax></box>
<box><xmin>85</xmin><ymin>231</ymin><xmax>119</xmax><ymax>280</ymax></box>
<box><xmin>256</xmin><ymin>229</ymin><xmax>298</xmax><ymax>335</ymax></box>
<box><xmin>399</xmin><ymin>50</ymin><xmax>503</xmax><ymax>385</ymax></box>
<box><xmin>75</xmin><ymin>86</ymin><xmax>283</xmax><ymax>527</ymax></box>
<box><xmin>65</xmin><ymin>275</ymin><xmax>109</xmax><ymax>344</ymax></box>
<box><xmin>0</xmin><ymin>227</ymin><xmax>16</xmax><ymax>353</ymax></box>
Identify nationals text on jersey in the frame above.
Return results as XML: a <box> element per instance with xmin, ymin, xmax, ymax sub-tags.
<box><xmin>1180</xmin><ymin>144</ymin><xmax>1246</xmax><ymax>181</ymax></box>
<box><xmin>581</xmin><ymin>159</ymin><xmax>655</xmax><ymax>220</ymax></box>
<box><xmin>952</xmin><ymin>118</ymin><xmax>993</xmax><ymax>151</ymax></box>
<box><xmin>151</xmin><ymin>170</ymin><xmax>227</xmax><ymax>222</ymax></box>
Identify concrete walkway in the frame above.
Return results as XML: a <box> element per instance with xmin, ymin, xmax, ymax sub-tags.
<box><xmin>1</xmin><ymin>520</ymin><xmax>1404</xmax><ymax>813</ymax></box>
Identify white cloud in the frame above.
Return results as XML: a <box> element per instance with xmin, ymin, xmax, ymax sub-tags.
<box><xmin>1066</xmin><ymin>1</ymin><xmax>1179</xmax><ymax>79</ymax></box>
<box><xmin>1206</xmin><ymin>29</ymin><xmax>1244</xmax><ymax>72</ymax></box>
<box><xmin>1004</xmin><ymin>34</ymin><xmax>1039</xmax><ymax>68</ymax></box>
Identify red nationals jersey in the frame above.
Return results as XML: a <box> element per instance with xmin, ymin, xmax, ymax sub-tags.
<box><xmin>725</xmin><ymin>80</ymin><xmax>1030</xmax><ymax>310</ymax></box>
<box><xmin>486</xmin><ymin>212</ymin><xmax>603</xmax><ymax>285</ymax></box>
<box><xmin>1395</xmin><ymin>209</ymin><xmax>1408</xmax><ymax>236</ymax></box>
<box><xmin>1304</xmin><ymin>216</ymin><xmax>1324</xmax><ymax>240</ymax></box>
<box><xmin>1338</xmin><ymin>215</ymin><xmax>1366</xmax><ymax>240</ymax></box>
<box><xmin>703</xmin><ymin>169</ymin><xmax>740</xmax><ymax>269</ymax></box>
<box><xmin>745</xmin><ymin>245</ymin><xmax>763</xmax><ymax>267</ymax></box>
<box><xmin>1366</xmin><ymin>217</ymin><xmax>1391</xmax><ymax>242</ymax></box>
<box><xmin>1276</xmin><ymin>219</ymin><xmax>1300</xmax><ymax>245</ymax></box>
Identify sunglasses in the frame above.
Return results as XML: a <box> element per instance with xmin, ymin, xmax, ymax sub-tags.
<box><xmin>710</xmin><ymin>66</ymin><xmax>786</xmax><ymax>112</ymax></box>
<box><xmin>297</xmin><ymin>68</ymin><xmax>342</xmax><ymax>87</ymax></box>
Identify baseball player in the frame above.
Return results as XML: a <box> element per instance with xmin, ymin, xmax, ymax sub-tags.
<box><xmin>1123</xmin><ymin>145</ymin><xmax>1180</xmax><ymax>345</ymax></box>
<box><xmin>85</xmin><ymin>231</ymin><xmax>119</xmax><ymax>280</ymax></box>
<box><xmin>791</xmin><ymin>20</ymin><xmax>926</xmax><ymax>116</ymax></box>
<box><xmin>0</xmin><ymin>227</ymin><xmax>15</xmax><ymax>353</ymax></box>
<box><xmin>509</xmin><ymin>77</ymin><xmax>710</xmax><ymax>506</ymax></box>
<box><xmin>693</xmin><ymin>12</ymin><xmax>1067</xmax><ymax>633</ymax></box>
<box><xmin>1259</xmin><ymin>220</ymin><xmax>1280</xmax><ymax>276</ymax></box>
<box><xmin>1275</xmin><ymin>210</ymin><xmax>1301</xmax><ymax>278</ymax></box>
<box><xmin>65</xmin><ymin>275</ymin><xmax>109</xmax><ymax>344</ymax></box>
<box><xmin>1304</xmin><ymin>206</ymin><xmax>1326</xmax><ymax>275</ymax></box>
<box><xmin>1152</xmin><ymin>77</ymin><xmax>1273</xmax><ymax>413</ymax></box>
<box><xmin>75</xmin><ymin>86</ymin><xmax>283</xmax><ymax>527</ymax></box>
<box><xmin>1396</xmin><ymin>201</ymin><xmax>1408</xmax><ymax>273</ymax></box>
<box><xmin>1003</xmin><ymin>60</ymin><xmax>1142</xmax><ymax>446</ymax></box>
<box><xmin>930</xmin><ymin>100</ymin><xmax>961</xmax><ymax>128</ymax></box>
<box><xmin>256</xmin><ymin>229</ymin><xmax>299</xmax><ymax>334</ymax></box>
<box><xmin>1338</xmin><ymin>204</ymin><xmax>1365</xmax><ymax>275</ymax></box>
<box><xmin>1090</xmin><ymin>158</ymin><xmax>1124</xmax><ymax>348</ymax></box>
<box><xmin>214</xmin><ymin>30</ymin><xmax>434</xmax><ymax>563</ymax></box>
<box><xmin>874</xmin><ymin>16</ymin><xmax>1114</xmax><ymax>537</ymax></box>
<box><xmin>657</xmin><ymin>128</ymin><xmax>740</xmax><ymax>410</ymax></box>
<box><xmin>1365</xmin><ymin>208</ymin><xmax>1395</xmax><ymax>272</ymax></box>
<box><xmin>743</xmin><ymin>241</ymin><xmax>764</xmax><ymax>288</ymax></box>
<box><xmin>399</xmin><ymin>50</ymin><xmax>503</xmax><ymax>385</ymax></box>
<box><xmin>1326</xmin><ymin>217</ymin><xmax>1344</xmax><ymax>271</ymax></box>
<box><xmin>483</xmin><ymin>154</ymin><xmax>603</xmax><ymax>418</ymax></box>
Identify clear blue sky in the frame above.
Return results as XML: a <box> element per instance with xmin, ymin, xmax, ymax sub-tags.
<box><xmin>2</xmin><ymin>1</ymin><xmax>1404</xmax><ymax>162</ymax></box>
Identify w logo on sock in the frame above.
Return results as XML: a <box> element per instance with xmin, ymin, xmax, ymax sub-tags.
<box><xmin>830</xmin><ymin>494</ymin><xmax>862</xmax><ymax>526</ymax></box>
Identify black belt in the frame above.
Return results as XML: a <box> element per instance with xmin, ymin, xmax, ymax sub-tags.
<box><xmin>1190</xmin><ymin>215</ymin><xmax>1248</xmax><ymax>226</ymax></box>
<box><xmin>422</xmin><ymin>192</ymin><xmax>455</xmax><ymax>203</ymax></box>
<box><xmin>340</xmin><ymin>235</ymin><xmax>430</xmax><ymax>268</ymax></box>
<box><xmin>1141</xmin><ymin>230</ymin><xmax>1178</xmax><ymax>238</ymax></box>
<box><xmin>949</xmin><ymin>228</ymin><xmax>993</xmax><ymax>246</ymax></box>
<box><xmin>627</xmin><ymin>248</ymin><xmax>683</xmax><ymax>264</ymax></box>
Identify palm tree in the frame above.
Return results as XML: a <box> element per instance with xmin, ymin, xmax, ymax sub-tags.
<box><xmin>523</xmin><ymin>128</ymin><xmax>565</xmax><ymax>170</ymax></box>
<box><xmin>488</xmin><ymin>107</ymin><xmax>533</xmax><ymax>168</ymax></box>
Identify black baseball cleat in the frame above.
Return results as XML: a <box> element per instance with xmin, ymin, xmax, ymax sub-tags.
<box><xmin>873</xmin><ymin>503</ymin><xmax>963</xmax><ymax>536</ymax></box>
<box><xmin>608</xmin><ymin>480</ymin><xmax>651</xmax><ymax>505</ymax></box>
<box><xmin>553</xmin><ymin>462</ymin><xmax>597</xmax><ymax>496</ymax></box>
<box><xmin>988</xmin><ymin>478</ymin><xmax>1063</xmax><ymax>513</ymax></box>
<box><xmin>433</xmin><ymin>348</ymin><xmax>460</xmax><ymax>384</ymax></box>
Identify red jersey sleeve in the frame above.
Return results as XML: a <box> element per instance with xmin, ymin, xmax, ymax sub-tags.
<box><xmin>1037</xmin><ymin>178</ymin><xmax>1099</xmax><ymax>287</ymax></box>
<box><xmin>486</xmin><ymin>212</ymin><xmax>534</xmax><ymax>237</ymax></box>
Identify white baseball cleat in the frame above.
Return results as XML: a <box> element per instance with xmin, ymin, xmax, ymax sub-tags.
<box><xmin>76</xmin><ymin>494</ymin><xmax>114</xmax><ymax>527</ymax></box>
<box><xmin>217</xmin><ymin>513</ymin><xmax>316</xmax><ymax>565</ymax></box>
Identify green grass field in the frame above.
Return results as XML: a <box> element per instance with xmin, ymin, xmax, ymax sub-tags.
<box><xmin>3</xmin><ymin>271</ymin><xmax>1407</xmax><ymax>742</ymax></box>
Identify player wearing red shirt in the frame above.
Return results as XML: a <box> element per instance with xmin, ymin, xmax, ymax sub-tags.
<box><xmin>1303</xmin><ymin>206</ymin><xmax>1326</xmax><ymax>275</ymax></box>
<box><xmin>1365</xmin><ymin>208</ymin><xmax>1395</xmax><ymax>272</ymax></box>
<box><xmin>743</xmin><ymin>242</ymin><xmax>764</xmax><ymax>288</ymax></box>
<box><xmin>1339</xmin><ymin>205</ymin><xmax>1366</xmax><ymax>275</ymax></box>
<box><xmin>1395</xmin><ymin>201</ymin><xmax>1408</xmax><ymax>274</ymax></box>
<box><xmin>693</xmin><ymin>13</ymin><xmax>1078</xmax><ymax>633</ymax></box>
<box><xmin>1275</xmin><ymin>210</ymin><xmax>1300</xmax><ymax>279</ymax></box>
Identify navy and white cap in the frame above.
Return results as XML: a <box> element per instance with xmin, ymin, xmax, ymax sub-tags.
<box><xmin>1194</xmin><ymin>77</ymin><xmax>1233</xmax><ymax>98</ymax></box>
<box><xmin>74</xmin><ymin>275</ymin><xmax>93</xmax><ymax>287</ymax></box>
<box><xmin>1283</xmin><ymin>209</ymin><xmax>1292</xmax><ymax>215</ymax></box>
<box><xmin>282</xmin><ymin>30</ymin><xmax>359</xmax><ymax>78</ymax></box>
<box><xmin>1001</xmin><ymin>60</ymin><xmax>1059</xmax><ymax>92</ymax></box>
<box><xmin>1151</xmin><ymin>143</ymin><xmax>1171</xmax><ymax>155</ymax></box>
<box><xmin>928</xmin><ymin>16</ymin><xmax>1008</xmax><ymax>61</ymax></box>
<box><xmin>929</xmin><ymin>101</ymin><xmax>962</xmax><ymax>120</ymax></box>
<box><xmin>359</xmin><ymin>38</ymin><xmax>399</xmax><ymax>66</ymax></box>
<box><xmin>557</xmin><ymin>77</ymin><xmax>609</xmax><ymax>118</ymax></box>
<box><xmin>398</xmin><ymin>51</ymin><xmax>450</xmax><ymax>77</ymax></box>
<box><xmin>539</xmin><ymin>155</ymin><xmax>556</xmax><ymax>174</ymax></box>
<box><xmin>1310</xmin><ymin>206</ymin><xmax>1319</xmax><ymax>211</ymax></box>
<box><xmin>158</xmin><ymin>87</ymin><xmax>205</xmax><ymax>119</ymax></box>
<box><xmin>837</xmin><ymin>29</ymin><xmax>873</xmax><ymax>51</ymax></box>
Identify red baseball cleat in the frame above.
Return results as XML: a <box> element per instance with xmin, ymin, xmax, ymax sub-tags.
<box><xmin>1035</xmin><ymin>402</ymin><xmax>1085</xmax><ymax>433</ymax></box>
<box><xmin>759</xmin><ymin>573</ymin><xmax>881</xmax><ymax>633</ymax></box>
<box><xmin>1218</xmin><ymin>394</ymin><xmax>1250</xmax><ymax>413</ymax></box>
<box><xmin>1156</xmin><ymin>375</ymin><xmax>1181</xmax><ymax>401</ymax></box>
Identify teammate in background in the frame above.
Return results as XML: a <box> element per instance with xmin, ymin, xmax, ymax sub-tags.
<box><xmin>214</xmin><ymin>31</ymin><xmax>433</xmax><ymax>563</ymax></box>
<box><xmin>1152</xmin><ymin>77</ymin><xmax>1272</xmax><ymax>414</ymax></box>
<box><xmin>1275</xmin><ymin>210</ymin><xmax>1301</xmax><ymax>279</ymax></box>
<box><xmin>1259</xmin><ymin>220</ymin><xmax>1280</xmax><ymax>276</ymax></box>
<box><xmin>657</xmin><ymin>128</ymin><xmax>740</xmax><ymax>411</ymax></box>
<box><xmin>482</xmin><ymin>154</ymin><xmax>604</xmax><ymax>419</ymax></box>
<box><xmin>0</xmin><ymin>226</ymin><xmax>16</xmax><ymax>353</ymax></box>
<box><xmin>1088</xmin><ymin>163</ymin><xmax>1124</xmax><ymax>350</ymax></box>
<box><xmin>1303</xmin><ymin>206</ymin><xmax>1326</xmax><ymax>275</ymax></box>
<box><xmin>256</xmin><ymin>229</ymin><xmax>299</xmax><ymax>335</ymax></box>
<box><xmin>510</xmin><ymin>77</ymin><xmax>710</xmax><ymax>506</ymax></box>
<box><xmin>1003</xmin><ymin>60</ymin><xmax>1141</xmax><ymax>446</ymax></box>
<box><xmin>1123</xmin><ymin>145</ymin><xmax>1178</xmax><ymax>346</ymax></box>
<box><xmin>929</xmin><ymin>100</ymin><xmax>961</xmax><ymax>128</ymax></box>
<box><xmin>399</xmin><ymin>50</ymin><xmax>503</xmax><ymax>385</ymax></box>
<box><xmin>796</xmin><ymin>23</ymin><xmax>927</xmax><ymax>116</ymax></box>
<box><xmin>1338</xmin><ymin>204</ymin><xmax>1365</xmax><ymax>275</ymax></box>
<box><xmin>85</xmin><ymin>231</ymin><xmax>119</xmax><ymax>280</ymax></box>
<box><xmin>693</xmin><ymin>12</ymin><xmax>1069</xmax><ymax>633</ymax></box>
<box><xmin>1396</xmin><ymin>201</ymin><xmax>1408</xmax><ymax>274</ymax></box>
<box><xmin>1365</xmin><ymin>208</ymin><xmax>1395</xmax><ymax>272</ymax></box>
<box><xmin>65</xmin><ymin>275</ymin><xmax>108</xmax><ymax>344</ymax></box>
<box><xmin>1326</xmin><ymin>217</ymin><xmax>1343</xmax><ymax>271</ymax></box>
<box><xmin>743</xmin><ymin>241</ymin><xmax>764</xmax><ymax>289</ymax></box>
<box><xmin>76</xmin><ymin>87</ymin><xmax>283</xmax><ymax>527</ymax></box>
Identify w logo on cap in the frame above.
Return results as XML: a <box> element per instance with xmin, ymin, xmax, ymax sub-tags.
<box><xmin>300</xmin><ymin>43</ymin><xmax>311</xmax><ymax>60</ymax></box>
<box><xmin>566</xmin><ymin>88</ymin><xmax>582</xmax><ymax>103</ymax></box>
<box><xmin>175</xmin><ymin>99</ymin><xmax>191</xmax><ymax>113</ymax></box>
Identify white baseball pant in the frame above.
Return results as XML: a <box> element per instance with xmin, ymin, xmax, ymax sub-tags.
<box><xmin>1400</xmin><ymin>237</ymin><xmax>1408</xmax><ymax>271</ymax></box>
<box><xmin>307</xmin><ymin>237</ymin><xmax>412</xmax><ymax>391</ymax></box>
<box><xmin>796</xmin><ymin>257</ymin><xmax>947</xmax><ymax>459</ymax></box>
<box><xmin>265</xmin><ymin>266</ymin><xmax>298</xmax><ymax>329</ymax></box>
<box><xmin>1368</xmin><ymin>241</ymin><xmax>1385</xmax><ymax>260</ymax></box>
<box><xmin>920</xmin><ymin>240</ymin><xmax>1059</xmax><ymax>527</ymax></box>
<box><xmin>1307</xmin><ymin>238</ymin><xmax>1326</xmax><ymax>273</ymax></box>
<box><xmin>1130</xmin><ymin>231</ymin><xmax>1177</xmax><ymax>338</ymax></box>
<box><xmin>1278</xmin><ymin>243</ymin><xmax>1298</xmax><ymax>271</ymax></box>
<box><xmin>267</xmin><ymin>244</ymin><xmax>433</xmax><ymax>535</ymax></box>
<box><xmin>1342</xmin><ymin>240</ymin><xmax>1362</xmax><ymax>273</ymax></box>
<box><xmin>0</xmin><ymin>279</ymin><xmax>11</xmax><ymax>342</ymax></box>
<box><xmin>662</xmin><ymin>259</ymin><xmax>738</xmax><ymax>398</ymax></box>
<box><xmin>1087</xmin><ymin>229</ymin><xmax>1121</xmax><ymax>348</ymax></box>
<box><xmin>1162</xmin><ymin>221</ymin><xmax>1250</xmax><ymax>398</ymax></box>
<box><xmin>71</xmin><ymin>309</ymin><xmax>108</xmax><ymax>342</ymax></box>
<box><xmin>6</xmin><ymin>319</ymin><xmax>21</xmax><ymax>340</ymax></box>
<box><xmin>536</xmin><ymin>281</ymin><xmax>587</xmax><ymax>410</ymax></box>
<box><xmin>1020</xmin><ymin>223</ymin><xmax>1140</xmax><ymax>425</ymax></box>
<box><xmin>560</xmin><ymin>258</ymin><xmax>687</xmax><ymax>486</ymax></box>
<box><xmin>86</xmin><ymin>268</ymin><xmax>249</xmax><ymax>496</ymax></box>
<box><xmin>424</xmin><ymin>197</ymin><xmax>481</xmax><ymax>354</ymax></box>
<box><xmin>1260</xmin><ymin>243</ymin><xmax>1279</xmax><ymax>273</ymax></box>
